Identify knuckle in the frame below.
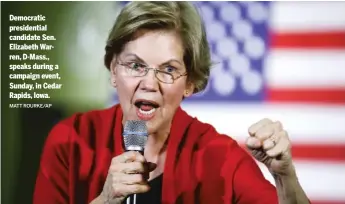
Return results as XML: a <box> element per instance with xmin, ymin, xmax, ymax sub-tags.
<box><xmin>143</xmin><ymin>184</ymin><xmax>150</xmax><ymax>192</ymax></box>
<box><xmin>257</xmin><ymin>128</ymin><xmax>273</xmax><ymax>139</ymax></box>
<box><xmin>122</xmin><ymin>166</ymin><xmax>131</xmax><ymax>174</ymax></box>
<box><xmin>110</xmin><ymin>164</ymin><xmax>119</xmax><ymax>172</ymax></box>
<box><xmin>134</xmin><ymin>151</ymin><xmax>141</xmax><ymax>157</ymax></box>
<box><xmin>111</xmin><ymin>157</ymin><xmax>118</xmax><ymax>165</ymax></box>
<box><xmin>136</xmin><ymin>185</ymin><xmax>142</xmax><ymax>192</ymax></box>
<box><xmin>125</xmin><ymin>163</ymin><xmax>136</xmax><ymax>173</ymax></box>
<box><xmin>266</xmin><ymin>150</ymin><xmax>275</xmax><ymax>157</ymax></box>
<box><xmin>124</xmin><ymin>174</ymin><xmax>141</xmax><ymax>184</ymax></box>
<box><xmin>274</xmin><ymin>121</ymin><xmax>282</xmax><ymax>128</ymax></box>
<box><xmin>262</xmin><ymin>118</ymin><xmax>273</xmax><ymax>123</ymax></box>
<box><xmin>134</xmin><ymin>174</ymin><xmax>144</xmax><ymax>182</ymax></box>
<box><xmin>129</xmin><ymin>151</ymin><xmax>137</xmax><ymax>158</ymax></box>
<box><xmin>248</xmin><ymin>125</ymin><xmax>259</xmax><ymax>134</ymax></box>
<box><xmin>137</xmin><ymin>162</ymin><xmax>145</xmax><ymax>172</ymax></box>
<box><xmin>249</xmin><ymin>118</ymin><xmax>274</xmax><ymax>135</ymax></box>
<box><xmin>130</xmin><ymin>165</ymin><xmax>141</xmax><ymax>174</ymax></box>
<box><xmin>248</xmin><ymin>124</ymin><xmax>258</xmax><ymax>134</ymax></box>
<box><xmin>112</xmin><ymin>184</ymin><xmax>123</xmax><ymax>197</ymax></box>
<box><xmin>140</xmin><ymin>184</ymin><xmax>150</xmax><ymax>193</ymax></box>
<box><xmin>131</xmin><ymin>185</ymin><xmax>141</xmax><ymax>193</ymax></box>
<box><xmin>131</xmin><ymin>162</ymin><xmax>144</xmax><ymax>173</ymax></box>
<box><xmin>264</xmin><ymin>141</ymin><xmax>274</xmax><ymax>150</ymax></box>
<box><xmin>122</xmin><ymin>152</ymin><xmax>129</xmax><ymax>161</ymax></box>
<box><xmin>263</xmin><ymin>140</ymin><xmax>272</xmax><ymax>149</ymax></box>
<box><xmin>266</xmin><ymin>151</ymin><xmax>273</xmax><ymax>157</ymax></box>
<box><xmin>248</xmin><ymin>127</ymin><xmax>255</xmax><ymax>135</ymax></box>
<box><xmin>121</xmin><ymin>152</ymin><xmax>132</xmax><ymax>161</ymax></box>
<box><xmin>137</xmin><ymin>154</ymin><xmax>146</xmax><ymax>162</ymax></box>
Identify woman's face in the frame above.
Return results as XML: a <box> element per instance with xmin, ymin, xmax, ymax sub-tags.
<box><xmin>110</xmin><ymin>29</ymin><xmax>194</xmax><ymax>134</ymax></box>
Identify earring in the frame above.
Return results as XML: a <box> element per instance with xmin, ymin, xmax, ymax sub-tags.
<box><xmin>185</xmin><ymin>91</ymin><xmax>189</xmax><ymax>95</ymax></box>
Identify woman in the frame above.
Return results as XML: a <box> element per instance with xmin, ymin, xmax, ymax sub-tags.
<box><xmin>33</xmin><ymin>2</ymin><xmax>310</xmax><ymax>204</ymax></box>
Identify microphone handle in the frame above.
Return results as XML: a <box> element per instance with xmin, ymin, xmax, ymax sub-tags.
<box><xmin>126</xmin><ymin>194</ymin><xmax>137</xmax><ymax>204</ymax></box>
<box><xmin>125</xmin><ymin>150</ymin><xmax>144</xmax><ymax>204</ymax></box>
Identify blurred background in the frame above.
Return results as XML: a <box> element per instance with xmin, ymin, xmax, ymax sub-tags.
<box><xmin>1</xmin><ymin>1</ymin><xmax>345</xmax><ymax>204</ymax></box>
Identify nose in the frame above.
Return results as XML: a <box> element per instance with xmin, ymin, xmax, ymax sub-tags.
<box><xmin>139</xmin><ymin>68</ymin><xmax>159</xmax><ymax>92</ymax></box>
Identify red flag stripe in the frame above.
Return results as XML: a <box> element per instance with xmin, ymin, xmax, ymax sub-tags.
<box><xmin>290</xmin><ymin>144</ymin><xmax>345</xmax><ymax>161</ymax></box>
<box><xmin>240</xmin><ymin>144</ymin><xmax>345</xmax><ymax>161</ymax></box>
<box><xmin>267</xmin><ymin>88</ymin><xmax>345</xmax><ymax>104</ymax></box>
<box><xmin>271</xmin><ymin>31</ymin><xmax>345</xmax><ymax>49</ymax></box>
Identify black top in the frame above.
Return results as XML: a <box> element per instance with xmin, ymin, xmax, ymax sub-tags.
<box><xmin>137</xmin><ymin>174</ymin><xmax>163</xmax><ymax>204</ymax></box>
<box><xmin>123</xmin><ymin>174</ymin><xmax>163</xmax><ymax>204</ymax></box>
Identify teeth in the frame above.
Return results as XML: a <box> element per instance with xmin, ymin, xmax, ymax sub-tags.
<box><xmin>139</xmin><ymin>108</ymin><xmax>156</xmax><ymax>115</ymax></box>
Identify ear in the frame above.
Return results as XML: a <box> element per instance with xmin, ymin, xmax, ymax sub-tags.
<box><xmin>183</xmin><ymin>82</ymin><xmax>195</xmax><ymax>97</ymax></box>
<box><xmin>110</xmin><ymin>57</ymin><xmax>117</xmax><ymax>88</ymax></box>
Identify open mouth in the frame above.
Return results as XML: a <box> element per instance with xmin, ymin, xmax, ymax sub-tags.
<box><xmin>134</xmin><ymin>99</ymin><xmax>159</xmax><ymax>117</ymax></box>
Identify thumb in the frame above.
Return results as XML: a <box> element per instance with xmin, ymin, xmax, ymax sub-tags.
<box><xmin>147</xmin><ymin>162</ymin><xmax>157</xmax><ymax>172</ymax></box>
<box><xmin>143</xmin><ymin>162</ymin><xmax>157</xmax><ymax>180</ymax></box>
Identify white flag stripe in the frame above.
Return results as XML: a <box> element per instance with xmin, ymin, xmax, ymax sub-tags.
<box><xmin>271</xmin><ymin>2</ymin><xmax>345</xmax><ymax>32</ymax></box>
<box><xmin>258</xmin><ymin>161</ymin><xmax>345</xmax><ymax>201</ymax></box>
<box><xmin>265</xmin><ymin>50</ymin><xmax>345</xmax><ymax>88</ymax></box>
<box><xmin>181</xmin><ymin>103</ymin><xmax>345</xmax><ymax>144</ymax></box>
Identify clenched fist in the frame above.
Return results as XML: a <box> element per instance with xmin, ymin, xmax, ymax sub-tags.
<box><xmin>246</xmin><ymin>118</ymin><xmax>294</xmax><ymax>176</ymax></box>
<box><xmin>95</xmin><ymin>151</ymin><xmax>156</xmax><ymax>204</ymax></box>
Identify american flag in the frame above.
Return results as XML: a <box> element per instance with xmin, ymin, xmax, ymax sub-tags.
<box><xmin>112</xmin><ymin>1</ymin><xmax>345</xmax><ymax>203</ymax></box>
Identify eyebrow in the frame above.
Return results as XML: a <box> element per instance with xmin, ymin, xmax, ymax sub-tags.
<box><xmin>123</xmin><ymin>53</ymin><xmax>183</xmax><ymax>66</ymax></box>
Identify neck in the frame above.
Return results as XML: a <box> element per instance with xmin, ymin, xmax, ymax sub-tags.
<box><xmin>145</xmin><ymin>133</ymin><xmax>168</xmax><ymax>155</ymax></box>
<box><xmin>145</xmin><ymin>118</ymin><xmax>172</xmax><ymax>158</ymax></box>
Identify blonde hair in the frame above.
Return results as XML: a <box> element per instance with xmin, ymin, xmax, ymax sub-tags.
<box><xmin>104</xmin><ymin>2</ymin><xmax>212</xmax><ymax>93</ymax></box>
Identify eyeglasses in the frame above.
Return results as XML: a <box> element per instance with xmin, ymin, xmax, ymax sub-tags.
<box><xmin>117</xmin><ymin>61</ymin><xmax>187</xmax><ymax>84</ymax></box>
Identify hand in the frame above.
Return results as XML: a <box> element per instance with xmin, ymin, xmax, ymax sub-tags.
<box><xmin>100</xmin><ymin>151</ymin><xmax>157</xmax><ymax>204</ymax></box>
<box><xmin>246</xmin><ymin>118</ymin><xmax>295</xmax><ymax>176</ymax></box>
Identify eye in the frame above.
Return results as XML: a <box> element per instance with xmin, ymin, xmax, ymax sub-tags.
<box><xmin>128</xmin><ymin>62</ymin><xmax>145</xmax><ymax>70</ymax></box>
<box><xmin>164</xmin><ymin>66</ymin><xmax>177</xmax><ymax>73</ymax></box>
<box><xmin>126</xmin><ymin>62</ymin><xmax>147</xmax><ymax>73</ymax></box>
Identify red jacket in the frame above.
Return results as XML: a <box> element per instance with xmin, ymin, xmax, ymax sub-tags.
<box><xmin>33</xmin><ymin>104</ymin><xmax>278</xmax><ymax>204</ymax></box>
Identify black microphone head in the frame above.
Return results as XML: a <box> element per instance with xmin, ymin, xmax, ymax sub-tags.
<box><xmin>123</xmin><ymin>120</ymin><xmax>148</xmax><ymax>152</ymax></box>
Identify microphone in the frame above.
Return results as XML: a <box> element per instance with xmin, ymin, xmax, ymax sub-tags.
<box><xmin>123</xmin><ymin>120</ymin><xmax>148</xmax><ymax>204</ymax></box>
